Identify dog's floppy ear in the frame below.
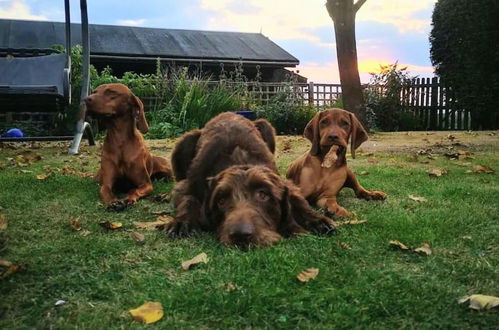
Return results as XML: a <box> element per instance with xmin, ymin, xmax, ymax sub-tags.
<box><xmin>171</xmin><ymin>129</ymin><xmax>202</xmax><ymax>181</ymax></box>
<box><xmin>349</xmin><ymin>112</ymin><xmax>368</xmax><ymax>159</ymax></box>
<box><xmin>304</xmin><ymin>112</ymin><xmax>321</xmax><ymax>156</ymax></box>
<box><xmin>254</xmin><ymin>118</ymin><xmax>276</xmax><ymax>154</ymax></box>
<box><xmin>279</xmin><ymin>181</ymin><xmax>336</xmax><ymax>236</ymax></box>
<box><xmin>131</xmin><ymin>95</ymin><xmax>148</xmax><ymax>134</ymax></box>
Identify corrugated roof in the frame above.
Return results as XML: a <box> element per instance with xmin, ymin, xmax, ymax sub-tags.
<box><xmin>0</xmin><ymin>19</ymin><xmax>299</xmax><ymax>66</ymax></box>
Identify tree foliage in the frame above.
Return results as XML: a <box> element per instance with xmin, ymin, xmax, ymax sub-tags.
<box><xmin>430</xmin><ymin>0</ymin><xmax>499</xmax><ymax>129</ymax></box>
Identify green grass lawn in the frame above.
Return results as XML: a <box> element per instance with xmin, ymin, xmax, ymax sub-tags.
<box><xmin>0</xmin><ymin>131</ymin><xmax>498</xmax><ymax>329</ymax></box>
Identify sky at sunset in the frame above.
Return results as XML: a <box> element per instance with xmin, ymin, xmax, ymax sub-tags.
<box><xmin>0</xmin><ymin>0</ymin><xmax>437</xmax><ymax>83</ymax></box>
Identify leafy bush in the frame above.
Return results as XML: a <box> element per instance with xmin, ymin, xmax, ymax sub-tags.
<box><xmin>364</xmin><ymin>63</ymin><xmax>419</xmax><ymax>131</ymax></box>
<box><xmin>257</xmin><ymin>86</ymin><xmax>317</xmax><ymax>135</ymax></box>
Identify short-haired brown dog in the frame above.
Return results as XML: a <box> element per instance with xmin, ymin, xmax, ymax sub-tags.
<box><xmin>287</xmin><ymin>108</ymin><xmax>386</xmax><ymax>218</ymax></box>
<box><xmin>85</xmin><ymin>83</ymin><xmax>172</xmax><ymax>209</ymax></box>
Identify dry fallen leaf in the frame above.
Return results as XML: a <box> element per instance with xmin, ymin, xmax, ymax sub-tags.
<box><xmin>322</xmin><ymin>145</ymin><xmax>339</xmax><ymax>168</ymax></box>
<box><xmin>36</xmin><ymin>173</ymin><xmax>51</xmax><ymax>180</ymax></box>
<box><xmin>79</xmin><ymin>229</ymin><xmax>91</xmax><ymax>237</ymax></box>
<box><xmin>459</xmin><ymin>295</ymin><xmax>499</xmax><ymax>310</ymax></box>
<box><xmin>129</xmin><ymin>301</ymin><xmax>164</xmax><ymax>324</ymax></box>
<box><xmin>335</xmin><ymin>219</ymin><xmax>367</xmax><ymax>227</ymax></box>
<box><xmin>131</xmin><ymin>231</ymin><xmax>145</xmax><ymax>244</ymax></box>
<box><xmin>340</xmin><ymin>242</ymin><xmax>352</xmax><ymax>250</ymax></box>
<box><xmin>153</xmin><ymin>193</ymin><xmax>171</xmax><ymax>203</ymax></box>
<box><xmin>225</xmin><ymin>283</ymin><xmax>237</xmax><ymax>292</ymax></box>
<box><xmin>69</xmin><ymin>218</ymin><xmax>82</xmax><ymax>231</ymax></box>
<box><xmin>358</xmin><ymin>171</ymin><xmax>369</xmax><ymax>175</ymax></box>
<box><xmin>0</xmin><ymin>214</ymin><xmax>7</xmax><ymax>230</ymax></box>
<box><xmin>0</xmin><ymin>263</ymin><xmax>24</xmax><ymax>280</ymax></box>
<box><xmin>134</xmin><ymin>215</ymin><xmax>173</xmax><ymax>230</ymax></box>
<box><xmin>428</xmin><ymin>169</ymin><xmax>448</xmax><ymax>177</ymax></box>
<box><xmin>466</xmin><ymin>165</ymin><xmax>495</xmax><ymax>174</ymax></box>
<box><xmin>181</xmin><ymin>252</ymin><xmax>209</xmax><ymax>270</ymax></box>
<box><xmin>414</xmin><ymin>243</ymin><xmax>432</xmax><ymax>256</ymax></box>
<box><xmin>99</xmin><ymin>221</ymin><xmax>123</xmax><ymax>230</ymax></box>
<box><xmin>297</xmin><ymin>268</ymin><xmax>319</xmax><ymax>283</ymax></box>
<box><xmin>389</xmin><ymin>240</ymin><xmax>410</xmax><ymax>251</ymax></box>
<box><xmin>408</xmin><ymin>195</ymin><xmax>427</xmax><ymax>203</ymax></box>
<box><xmin>0</xmin><ymin>259</ymin><xmax>13</xmax><ymax>267</ymax></box>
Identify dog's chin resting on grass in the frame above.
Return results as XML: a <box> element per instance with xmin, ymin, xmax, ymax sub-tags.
<box><xmin>162</xmin><ymin>112</ymin><xmax>336</xmax><ymax>248</ymax></box>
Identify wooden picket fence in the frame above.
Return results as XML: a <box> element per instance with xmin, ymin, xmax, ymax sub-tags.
<box><xmin>144</xmin><ymin>78</ymin><xmax>470</xmax><ymax>130</ymax></box>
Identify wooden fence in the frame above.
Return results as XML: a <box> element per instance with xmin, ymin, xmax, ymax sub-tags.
<box><xmin>143</xmin><ymin>78</ymin><xmax>469</xmax><ymax>130</ymax></box>
<box><xmin>1</xmin><ymin>78</ymin><xmax>472</xmax><ymax>131</ymax></box>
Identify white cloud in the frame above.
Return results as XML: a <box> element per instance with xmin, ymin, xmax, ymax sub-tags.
<box><xmin>199</xmin><ymin>0</ymin><xmax>437</xmax><ymax>45</ymax></box>
<box><xmin>116</xmin><ymin>19</ymin><xmax>146</xmax><ymax>26</ymax></box>
<box><xmin>0</xmin><ymin>0</ymin><xmax>47</xmax><ymax>20</ymax></box>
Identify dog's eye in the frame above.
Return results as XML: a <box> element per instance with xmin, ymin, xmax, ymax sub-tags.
<box><xmin>340</xmin><ymin>121</ymin><xmax>349</xmax><ymax>128</ymax></box>
<box><xmin>217</xmin><ymin>197</ymin><xmax>228</xmax><ymax>208</ymax></box>
<box><xmin>320</xmin><ymin>120</ymin><xmax>329</xmax><ymax>127</ymax></box>
<box><xmin>255</xmin><ymin>189</ymin><xmax>270</xmax><ymax>202</ymax></box>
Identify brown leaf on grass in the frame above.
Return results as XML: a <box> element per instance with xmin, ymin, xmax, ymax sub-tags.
<box><xmin>0</xmin><ymin>259</ymin><xmax>13</xmax><ymax>267</ymax></box>
<box><xmin>36</xmin><ymin>173</ymin><xmax>51</xmax><ymax>180</ymax></box>
<box><xmin>428</xmin><ymin>169</ymin><xmax>448</xmax><ymax>177</ymax></box>
<box><xmin>129</xmin><ymin>301</ymin><xmax>164</xmax><ymax>324</ymax></box>
<box><xmin>79</xmin><ymin>229</ymin><xmax>91</xmax><ymax>237</ymax></box>
<box><xmin>153</xmin><ymin>193</ymin><xmax>171</xmax><ymax>203</ymax></box>
<box><xmin>297</xmin><ymin>268</ymin><xmax>319</xmax><ymax>282</ymax></box>
<box><xmin>0</xmin><ymin>161</ymin><xmax>6</xmax><ymax>169</ymax></box>
<box><xmin>414</xmin><ymin>243</ymin><xmax>432</xmax><ymax>256</ymax></box>
<box><xmin>408</xmin><ymin>195</ymin><xmax>427</xmax><ymax>203</ymax></box>
<box><xmin>181</xmin><ymin>252</ymin><xmax>209</xmax><ymax>270</ymax></box>
<box><xmin>151</xmin><ymin>210</ymin><xmax>171</xmax><ymax>216</ymax></box>
<box><xmin>131</xmin><ymin>232</ymin><xmax>145</xmax><ymax>244</ymax></box>
<box><xmin>455</xmin><ymin>161</ymin><xmax>472</xmax><ymax>167</ymax></box>
<box><xmin>447</xmin><ymin>134</ymin><xmax>456</xmax><ymax>141</ymax></box>
<box><xmin>458</xmin><ymin>295</ymin><xmax>499</xmax><ymax>310</ymax></box>
<box><xmin>389</xmin><ymin>240</ymin><xmax>410</xmax><ymax>251</ymax></box>
<box><xmin>358</xmin><ymin>171</ymin><xmax>369</xmax><ymax>175</ymax></box>
<box><xmin>340</xmin><ymin>242</ymin><xmax>352</xmax><ymax>250</ymax></box>
<box><xmin>0</xmin><ymin>214</ymin><xmax>7</xmax><ymax>230</ymax></box>
<box><xmin>69</xmin><ymin>218</ymin><xmax>82</xmax><ymax>231</ymax></box>
<box><xmin>0</xmin><ymin>263</ymin><xmax>24</xmax><ymax>280</ymax></box>
<box><xmin>225</xmin><ymin>283</ymin><xmax>237</xmax><ymax>292</ymax></box>
<box><xmin>281</xmin><ymin>139</ymin><xmax>292</xmax><ymax>153</ymax></box>
<box><xmin>444</xmin><ymin>152</ymin><xmax>459</xmax><ymax>159</ymax></box>
<box><xmin>335</xmin><ymin>219</ymin><xmax>367</xmax><ymax>227</ymax></box>
<box><xmin>488</xmin><ymin>132</ymin><xmax>496</xmax><ymax>136</ymax></box>
<box><xmin>99</xmin><ymin>221</ymin><xmax>123</xmax><ymax>230</ymax></box>
<box><xmin>134</xmin><ymin>215</ymin><xmax>173</xmax><ymax>230</ymax></box>
<box><xmin>367</xmin><ymin>157</ymin><xmax>379</xmax><ymax>164</ymax></box>
<box><xmin>466</xmin><ymin>165</ymin><xmax>495</xmax><ymax>174</ymax></box>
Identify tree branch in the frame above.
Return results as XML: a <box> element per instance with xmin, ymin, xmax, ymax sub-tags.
<box><xmin>353</xmin><ymin>0</ymin><xmax>367</xmax><ymax>13</ymax></box>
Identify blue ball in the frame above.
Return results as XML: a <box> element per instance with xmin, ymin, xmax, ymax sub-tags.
<box><xmin>5</xmin><ymin>128</ymin><xmax>24</xmax><ymax>138</ymax></box>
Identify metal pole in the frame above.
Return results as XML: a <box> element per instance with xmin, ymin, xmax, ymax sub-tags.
<box><xmin>69</xmin><ymin>0</ymin><xmax>94</xmax><ymax>155</ymax></box>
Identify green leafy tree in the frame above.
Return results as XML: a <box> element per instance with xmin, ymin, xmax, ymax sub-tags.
<box><xmin>430</xmin><ymin>0</ymin><xmax>499</xmax><ymax>129</ymax></box>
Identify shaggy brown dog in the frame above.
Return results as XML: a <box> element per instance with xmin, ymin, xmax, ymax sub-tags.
<box><xmin>164</xmin><ymin>112</ymin><xmax>335</xmax><ymax>248</ymax></box>
<box><xmin>287</xmin><ymin>108</ymin><xmax>386</xmax><ymax>218</ymax></box>
<box><xmin>85</xmin><ymin>83</ymin><xmax>172</xmax><ymax>209</ymax></box>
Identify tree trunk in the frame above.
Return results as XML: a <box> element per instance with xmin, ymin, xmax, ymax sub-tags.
<box><xmin>326</xmin><ymin>0</ymin><xmax>366</xmax><ymax>125</ymax></box>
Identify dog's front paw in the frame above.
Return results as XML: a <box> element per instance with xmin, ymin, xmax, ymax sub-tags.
<box><xmin>106</xmin><ymin>200</ymin><xmax>128</xmax><ymax>212</ymax></box>
<box><xmin>326</xmin><ymin>205</ymin><xmax>352</xmax><ymax>219</ymax></box>
<box><xmin>308</xmin><ymin>216</ymin><xmax>337</xmax><ymax>236</ymax></box>
<box><xmin>162</xmin><ymin>219</ymin><xmax>197</xmax><ymax>238</ymax></box>
<box><xmin>368</xmin><ymin>190</ymin><xmax>386</xmax><ymax>200</ymax></box>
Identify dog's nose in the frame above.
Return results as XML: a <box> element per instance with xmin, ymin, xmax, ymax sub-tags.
<box><xmin>229</xmin><ymin>222</ymin><xmax>254</xmax><ymax>245</ymax></box>
<box><xmin>327</xmin><ymin>134</ymin><xmax>339</xmax><ymax>142</ymax></box>
<box><xmin>84</xmin><ymin>96</ymin><xmax>92</xmax><ymax>105</ymax></box>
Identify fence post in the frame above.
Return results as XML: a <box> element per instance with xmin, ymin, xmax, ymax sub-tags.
<box><xmin>308</xmin><ymin>81</ymin><xmax>314</xmax><ymax>107</ymax></box>
<box><xmin>429</xmin><ymin>77</ymin><xmax>439</xmax><ymax>130</ymax></box>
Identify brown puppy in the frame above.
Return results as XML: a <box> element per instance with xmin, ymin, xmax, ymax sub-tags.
<box><xmin>85</xmin><ymin>83</ymin><xmax>172</xmax><ymax>208</ymax></box>
<box><xmin>164</xmin><ymin>112</ymin><xmax>335</xmax><ymax>248</ymax></box>
<box><xmin>287</xmin><ymin>108</ymin><xmax>386</xmax><ymax>218</ymax></box>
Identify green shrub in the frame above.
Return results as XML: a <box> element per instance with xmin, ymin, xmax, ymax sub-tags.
<box><xmin>257</xmin><ymin>88</ymin><xmax>316</xmax><ymax>135</ymax></box>
<box><xmin>364</xmin><ymin>63</ymin><xmax>417</xmax><ymax>131</ymax></box>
